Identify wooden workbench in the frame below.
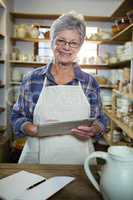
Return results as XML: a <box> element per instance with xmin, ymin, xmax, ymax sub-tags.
<box><xmin>0</xmin><ymin>163</ymin><xmax>103</xmax><ymax>200</ymax></box>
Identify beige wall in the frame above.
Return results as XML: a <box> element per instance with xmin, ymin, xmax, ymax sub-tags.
<box><xmin>11</xmin><ymin>0</ymin><xmax>124</xmax><ymax>17</ymax></box>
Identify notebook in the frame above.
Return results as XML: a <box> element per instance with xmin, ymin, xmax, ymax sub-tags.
<box><xmin>0</xmin><ymin>170</ymin><xmax>75</xmax><ymax>200</ymax></box>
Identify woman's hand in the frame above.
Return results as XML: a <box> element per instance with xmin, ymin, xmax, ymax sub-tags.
<box><xmin>71</xmin><ymin>124</ymin><xmax>99</xmax><ymax>139</ymax></box>
<box><xmin>23</xmin><ymin>122</ymin><xmax>38</xmax><ymax>137</ymax></box>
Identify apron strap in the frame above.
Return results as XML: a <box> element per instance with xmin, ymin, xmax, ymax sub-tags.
<box><xmin>43</xmin><ymin>76</ymin><xmax>47</xmax><ymax>88</ymax></box>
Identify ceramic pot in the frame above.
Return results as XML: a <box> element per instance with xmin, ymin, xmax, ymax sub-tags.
<box><xmin>17</xmin><ymin>24</ymin><xmax>27</xmax><ymax>38</ymax></box>
<box><xmin>30</xmin><ymin>25</ymin><xmax>39</xmax><ymax>38</ymax></box>
<box><xmin>84</xmin><ymin>146</ymin><xmax>133</xmax><ymax>200</ymax></box>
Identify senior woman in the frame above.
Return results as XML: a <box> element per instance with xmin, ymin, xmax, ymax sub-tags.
<box><xmin>11</xmin><ymin>11</ymin><xmax>107</xmax><ymax>164</ymax></box>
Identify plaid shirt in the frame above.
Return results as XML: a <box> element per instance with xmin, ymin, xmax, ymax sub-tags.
<box><xmin>11</xmin><ymin>62</ymin><xmax>108</xmax><ymax>137</ymax></box>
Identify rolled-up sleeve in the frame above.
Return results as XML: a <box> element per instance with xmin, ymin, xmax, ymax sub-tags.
<box><xmin>92</xmin><ymin>86</ymin><xmax>108</xmax><ymax>134</ymax></box>
<box><xmin>90</xmin><ymin>86</ymin><xmax>108</xmax><ymax>135</ymax></box>
<box><xmin>84</xmin><ymin>76</ymin><xmax>108</xmax><ymax>135</ymax></box>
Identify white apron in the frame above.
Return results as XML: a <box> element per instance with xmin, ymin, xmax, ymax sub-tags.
<box><xmin>18</xmin><ymin>77</ymin><xmax>94</xmax><ymax>164</ymax></box>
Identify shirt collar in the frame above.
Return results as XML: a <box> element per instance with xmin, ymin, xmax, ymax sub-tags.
<box><xmin>40</xmin><ymin>62</ymin><xmax>52</xmax><ymax>75</ymax></box>
<box><xmin>73</xmin><ymin>64</ymin><xmax>86</xmax><ymax>83</ymax></box>
<box><xmin>40</xmin><ymin>62</ymin><xmax>86</xmax><ymax>83</ymax></box>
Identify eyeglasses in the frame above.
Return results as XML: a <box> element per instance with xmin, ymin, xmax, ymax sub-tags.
<box><xmin>55</xmin><ymin>38</ymin><xmax>80</xmax><ymax>48</ymax></box>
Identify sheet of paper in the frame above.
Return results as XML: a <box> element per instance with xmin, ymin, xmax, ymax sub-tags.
<box><xmin>0</xmin><ymin>171</ymin><xmax>44</xmax><ymax>200</ymax></box>
<box><xmin>0</xmin><ymin>171</ymin><xmax>75</xmax><ymax>200</ymax></box>
<box><xmin>38</xmin><ymin>118</ymin><xmax>95</xmax><ymax>137</ymax></box>
<box><xmin>16</xmin><ymin>176</ymin><xmax>75</xmax><ymax>200</ymax></box>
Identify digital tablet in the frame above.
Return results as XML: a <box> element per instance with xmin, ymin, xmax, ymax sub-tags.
<box><xmin>37</xmin><ymin>118</ymin><xmax>95</xmax><ymax>137</ymax></box>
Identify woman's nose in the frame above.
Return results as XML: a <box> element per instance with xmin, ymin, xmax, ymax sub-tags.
<box><xmin>63</xmin><ymin>42</ymin><xmax>71</xmax><ymax>50</ymax></box>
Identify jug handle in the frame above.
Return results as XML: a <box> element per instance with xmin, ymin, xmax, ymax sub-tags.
<box><xmin>84</xmin><ymin>151</ymin><xmax>108</xmax><ymax>192</ymax></box>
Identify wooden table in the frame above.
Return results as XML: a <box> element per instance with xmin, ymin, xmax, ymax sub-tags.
<box><xmin>0</xmin><ymin>164</ymin><xmax>103</xmax><ymax>200</ymax></box>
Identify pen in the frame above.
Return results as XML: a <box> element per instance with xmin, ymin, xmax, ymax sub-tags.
<box><xmin>27</xmin><ymin>179</ymin><xmax>46</xmax><ymax>190</ymax></box>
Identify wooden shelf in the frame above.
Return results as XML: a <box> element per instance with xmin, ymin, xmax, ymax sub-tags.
<box><xmin>100</xmin><ymin>40</ymin><xmax>125</xmax><ymax>45</ymax></box>
<box><xmin>104</xmin><ymin>108</ymin><xmax>133</xmax><ymax>139</ymax></box>
<box><xmin>10</xmin><ymin>62</ymin><xmax>110</xmax><ymax>69</ymax></box>
<box><xmin>81</xmin><ymin>60</ymin><xmax>130</xmax><ymax>69</ymax></box>
<box><xmin>10</xmin><ymin>81</ymin><xmax>21</xmax><ymax>85</ymax></box>
<box><xmin>111</xmin><ymin>0</ymin><xmax>133</xmax><ymax>18</ymax></box>
<box><xmin>10</xmin><ymin>12</ymin><xmax>112</xmax><ymax>22</ymax></box>
<box><xmin>11</xmin><ymin>37</ymin><xmax>49</xmax><ymax>43</ymax></box>
<box><xmin>10</xmin><ymin>61</ymin><xmax>108</xmax><ymax>69</ymax></box>
<box><xmin>11</xmin><ymin>36</ymin><xmax>126</xmax><ymax>44</ymax></box>
<box><xmin>10</xmin><ymin>12</ymin><xmax>60</xmax><ymax>20</ymax></box>
<box><xmin>10</xmin><ymin>60</ymin><xmax>46</xmax><ymax>67</ymax></box>
<box><xmin>82</xmin><ymin>64</ymin><xmax>115</xmax><ymax>69</ymax></box>
<box><xmin>108</xmin><ymin>60</ymin><xmax>131</xmax><ymax>68</ymax></box>
<box><xmin>111</xmin><ymin>23</ymin><xmax>133</xmax><ymax>42</ymax></box>
<box><xmin>113</xmin><ymin>89</ymin><xmax>133</xmax><ymax>100</ymax></box>
<box><xmin>10</xmin><ymin>60</ymin><xmax>131</xmax><ymax>69</ymax></box>
<box><xmin>86</xmin><ymin>39</ymin><xmax>124</xmax><ymax>45</ymax></box>
<box><xmin>11</xmin><ymin>36</ymin><xmax>125</xmax><ymax>44</ymax></box>
<box><xmin>100</xmin><ymin>85</ymin><xmax>117</xmax><ymax>89</ymax></box>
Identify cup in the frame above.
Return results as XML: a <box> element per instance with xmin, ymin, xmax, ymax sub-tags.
<box><xmin>12</xmin><ymin>70</ymin><xmax>22</xmax><ymax>81</ymax></box>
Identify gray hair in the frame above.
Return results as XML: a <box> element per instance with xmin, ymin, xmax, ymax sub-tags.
<box><xmin>50</xmin><ymin>11</ymin><xmax>86</xmax><ymax>48</ymax></box>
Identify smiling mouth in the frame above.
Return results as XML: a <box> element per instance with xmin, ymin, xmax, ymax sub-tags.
<box><xmin>60</xmin><ymin>52</ymin><xmax>71</xmax><ymax>57</ymax></box>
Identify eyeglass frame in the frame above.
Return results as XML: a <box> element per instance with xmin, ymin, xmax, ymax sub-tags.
<box><xmin>55</xmin><ymin>38</ymin><xmax>81</xmax><ymax>48</ymax></box>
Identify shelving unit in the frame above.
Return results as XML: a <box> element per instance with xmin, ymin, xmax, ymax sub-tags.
<box><xmin>0</xmin><ymin>0</ymin><xmax>10</xmax><ymax>162</ymax></box>
<box><xmin>88</xmin><ymin>0</ymin><xmax>133</xmax><ymax>146</ymax></box>
<box><xmin>9</xmin><ymin>12</ymin><xmax>52</xmax><ymax>92</ymax></box>
<box><xmin>104</xmin><ymin>108</ymin><xmax>133</xmax><ymax>139</ymax></box>
<box><xmin>102</xmin><ymin>3</ymin><xmax>133</xmax><ymax>146</ymax></box>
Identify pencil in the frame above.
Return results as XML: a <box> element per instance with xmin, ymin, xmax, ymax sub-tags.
<box><xmin>27</xmin><ymin>179</ymin><xmax>46</xmax><ymax>190</ymax></box>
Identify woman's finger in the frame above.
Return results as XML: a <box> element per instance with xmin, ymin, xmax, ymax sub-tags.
<box><xmin>71</xmin><ymin>128</ymin><xmax>94</xmax><ymax>137</ymax></box>
<box><xmin>77</xmin><ymin>126</ymin><xmax>93</xmax><ymax>132</ymax></box>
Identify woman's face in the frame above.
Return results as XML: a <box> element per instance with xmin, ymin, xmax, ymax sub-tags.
<box><xmin>52</xmin><ymin>30</ymin><xmax>82</xmax><ymax>65</ymax></box>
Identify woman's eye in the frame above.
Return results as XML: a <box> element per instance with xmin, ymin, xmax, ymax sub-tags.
<box><xmin>71</xmin><ymin>42</ymin><xmax>77</xmax><ymax>46</ymax></box>
<box><xmin>57</xmin><ymin>39</ymin><xmax>65</xmax><ymax>44</ymax></box>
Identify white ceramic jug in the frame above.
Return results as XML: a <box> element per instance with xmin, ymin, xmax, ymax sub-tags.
<box><xmin>84</xmin><ymin>146</ymin><xmax>133</xmax><ymax>200</ymax></box>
